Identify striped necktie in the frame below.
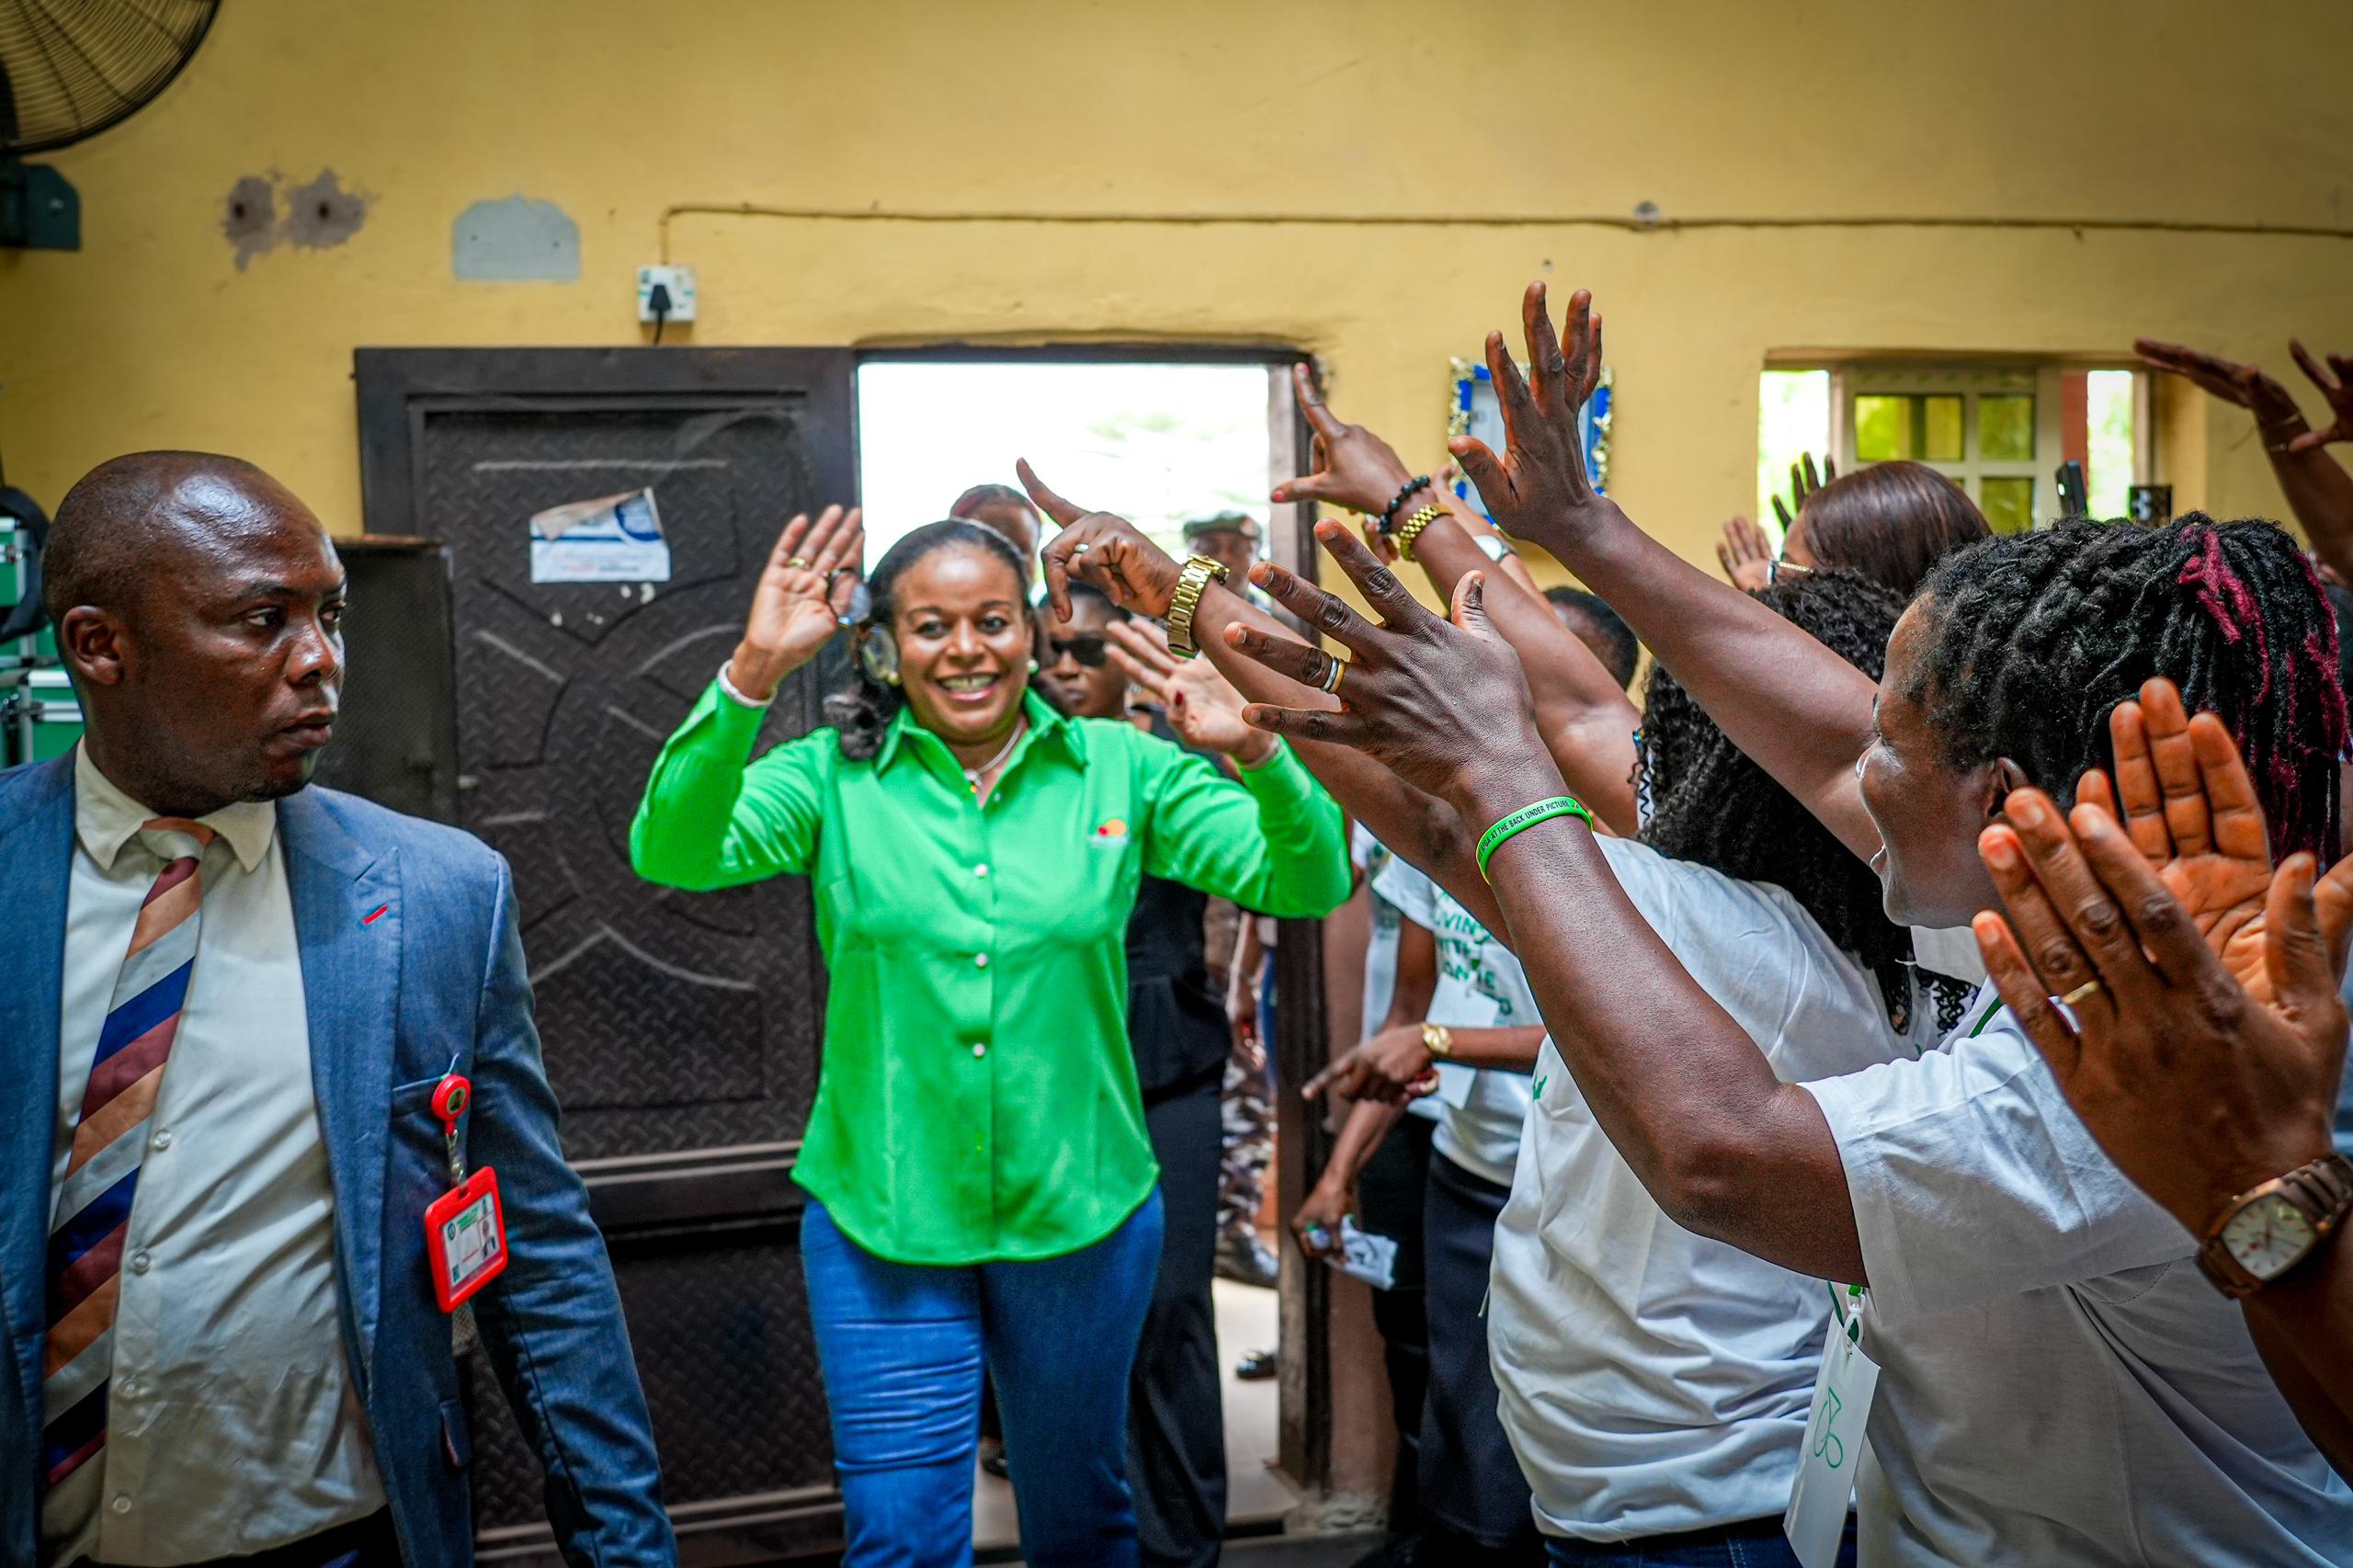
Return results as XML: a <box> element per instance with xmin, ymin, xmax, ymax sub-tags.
<box><xmin>39</xmin><ymin>819</ymin><xmax>218</xmax><ymax>1542</ymax></box>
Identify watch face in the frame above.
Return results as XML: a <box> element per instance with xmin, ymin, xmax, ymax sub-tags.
<box><xmin>2221</xmin><ymin>1191</ymin><xmax>2317</xmax><ymax>1280</ymax></box>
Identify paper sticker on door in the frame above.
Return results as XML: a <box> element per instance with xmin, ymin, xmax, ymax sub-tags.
<box><xmin>529</xmin><ymin>488</ymin><xmax>672</xmax><ymax>584</ymax></box>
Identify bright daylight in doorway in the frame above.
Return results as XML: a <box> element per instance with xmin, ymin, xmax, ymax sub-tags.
<box><xmin>858</xmin><ymin>360</ymin><xmax>1277</xmax><ymax>573</ymax></box>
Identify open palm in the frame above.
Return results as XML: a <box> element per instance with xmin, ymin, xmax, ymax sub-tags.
<box><xmin>1105</xmin><ymin>619</ymin><xmax>1259</xmax><ymax>756</ymax></box>
<box><xmin>2086</xmin><ymin>683</ymin><xmax>2352</xmax><ymax>1002</ymax></box>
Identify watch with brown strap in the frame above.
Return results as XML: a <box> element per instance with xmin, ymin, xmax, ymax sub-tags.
<box><xmin>2197</xmin><ymin>1152</ymin><xmax>2353</xmax><ymax>1299</ymax></box>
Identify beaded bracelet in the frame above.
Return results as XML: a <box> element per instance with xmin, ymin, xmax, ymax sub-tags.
<box><xmin>1477</xmin><ymin>795</ymin><xmax>1596</xmax><ymax>881</ymax></box>
<box><xmin>1379</xmin><ymin>475</ymin><xmax>1433</xmax><ymax>530</ymax></box>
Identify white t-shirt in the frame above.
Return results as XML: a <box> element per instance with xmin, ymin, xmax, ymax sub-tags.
<box><xmin>1489</xmin><ymin>835</ymin><xmax>1923</xmax><ymax>1542</ymax></box>
<box><xmin>1803</xmin><ymin>983</ymin><xmax>2353</xmax><ymax>1566</ymax></box>
<box><xmin>1352</xmin><ymin>826</ymin><xmax>1439</xmax><ymax>1124</ymax></box>
<box><xmin>1373</xmin><ymin>856</ymin><xmax>1537</xmax><ymax>1184</ymax></box>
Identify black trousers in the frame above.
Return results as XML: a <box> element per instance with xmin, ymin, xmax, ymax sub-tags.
<box><xmin>1421</xmin><ymin>1151</ymin><xmax>1542</xmax><ymax>1563</ymax></box>
<box><xmin>1353</xmin><ymin>1109</ymin><xmax>1436</xmax><ymax>1537</ymax></box>
<box><xmin>1129</xmin><ymin>1079</ymin><xmax>1229</xmax><ymax>1567</ymax></box>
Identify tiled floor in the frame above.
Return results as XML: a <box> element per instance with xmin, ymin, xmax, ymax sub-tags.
<box><xmin>973</xmin><ymin>1274</ymin><xmax>1293</xmax><ymax>1551</ymax></box>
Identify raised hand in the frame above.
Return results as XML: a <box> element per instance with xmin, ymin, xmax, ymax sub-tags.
<box><xmin>2135</xmin><ymin>338</ymin><xmax>2306</xmax><ymax>433</ymax></box>
<box><xmin>2288</xmin><ymin>340</ymin><xmax>2353</xmax><ymax>453</ymax></box>
<box><xmin>2069</xmin><ymin>679</ymin><xmax>2353</xmax><ymax>1004</ymax></box>
<box><xmin>1970</xmin><ymin>688</ymin><xmax>2353</xmax><ymax>1234</ymax></box>
<box><xmin>1716</xmin><ymin>514</ymin><xmax>1774</xmax><ymax>590</ymax></box>
<box><xmin>1103</xmin><ymin>618</ymin><xmax>1274</xmax><ymax>764</ymax></box>
<box><xmin>1274</xmin><ymin>362</ymin><xmax>1428</xmax><ymax>519</ymax></box>
<box><xmin>732</xmin><ymin>505</ymin><xmax>865</xmax><ymax>699</ymax></box>
<box><xmin>1221</xmin><ymin>520</ymin><xmax>1553</xmax><ymax>812</ymax></box>
<box><xmin>1770</xmin><ymin>453</ymin><xmax>1835</xmax><ymax>533</ymax></box>
<box><xmin>1449</xmin><ymin>284</ymin><xmax>1623</xmax><ymax>558</ymax></box>
<box><xmin>1017</xmin><ymin>459</ymin><xmax>1186</xmax><ymax>622</ymax></box>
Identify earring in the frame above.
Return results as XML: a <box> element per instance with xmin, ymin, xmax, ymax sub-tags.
<box><xmin>1028</xmin><ymin>657</ymin><xmax>1040</xmax><ymax>674</ymax></box>
<box><xmin>885</xmin><ymin>670</ymin><xmax>903</xmax><ymax>687</ymax></box>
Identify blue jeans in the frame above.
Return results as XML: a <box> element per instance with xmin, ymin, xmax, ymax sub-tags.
<box><xmin>1545</xmin><ymin>1515</ymin><xmax>1856</xmax><ymax>1567</ymax></box>
<box><xmin>801</xmin><ymin>1193</ymin><xmax>1165</xmax><ymax>1568</ymax></box>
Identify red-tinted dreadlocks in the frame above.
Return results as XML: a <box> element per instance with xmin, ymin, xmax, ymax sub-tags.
<box><xmin>1906</xmin><ymin>515</ymin><xmax>2345</xmax><ymax>865</ymax></box>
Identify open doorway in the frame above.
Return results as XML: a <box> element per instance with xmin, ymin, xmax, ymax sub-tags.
<box><xmin>855</xmin><ymin>349</ymin><xmax>1324</xmax><ymax>1556</ymax></box>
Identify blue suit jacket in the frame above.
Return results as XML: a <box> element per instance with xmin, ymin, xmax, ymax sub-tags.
<box><xmin>0</xmin><ymin>756</ymin><xmax>675</xmax><ymax>1566</ymax></box>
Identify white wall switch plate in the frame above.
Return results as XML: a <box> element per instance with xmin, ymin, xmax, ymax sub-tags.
<box><xmin>636</xmin><ymin>265</ymin><xmax>698</xmax><ymax>324</ymax></box>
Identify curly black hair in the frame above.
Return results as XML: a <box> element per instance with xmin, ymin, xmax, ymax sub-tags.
<box><xmin>823</xmin><ymin>519</ymin><xmax>1029</xmax><ymax>761</ymax></box>
<box><xmin>1907</xmin><ymin>516</ymin><xmax>2346</xmax><ymax>865</ymax></box>
<box><xmin>1642</xmin><ymin>568</ymin><xmax>1938</xmax><ymax>1028</ymax></box>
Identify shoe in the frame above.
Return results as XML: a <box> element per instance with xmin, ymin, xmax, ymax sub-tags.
<box><xmin>978</xmin><ymin>1436</ymin><xmax>1008</xmax><ymax>1480</ymax></box>
<box><xmin>1215</xmin><ymin>1232</ymin><xmax>1279</xmax><ymax>1289</ymax></box>
<box><xmin>1234</xmin><ymin>1346</ymin><xmax>1278</xmax><ymax>1381</ymax></box>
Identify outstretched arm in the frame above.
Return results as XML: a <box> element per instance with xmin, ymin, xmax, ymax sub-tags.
<box><xmin>1019</xmin><ymin>461</ymin><xmax>1503</xmax><ymax>933</ymax></box>
<box><xmin>1275</xmin><ymin>363</ymin><xmax>1643</xmax><ymax>834</ymax></box>
<box><xmin>1223</xmin><ymin>522</ymin><xmax>1866</xmax><ymax>1281</ymax></box>
<box><xmin>2137</xmin><ymin>338</ymin><xmax>2353</xmax><ymax>585</ymax></box>
<box><xmin>1454</xmin><ymin>286</ymin><xmax>1882</xmax><ymax>864</ymax></box>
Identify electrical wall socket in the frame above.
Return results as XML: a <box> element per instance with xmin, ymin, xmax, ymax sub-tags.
<box><xmin>636</xmin><ymin>265</ymin><xmax>698</xmax><ymax>324</ymax></box>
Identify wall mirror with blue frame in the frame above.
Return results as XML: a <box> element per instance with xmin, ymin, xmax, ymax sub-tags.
<box><xmin>1447</xmin><ymin>357</ymin><xmax>1612</xmax><ymax>509</ymax></box>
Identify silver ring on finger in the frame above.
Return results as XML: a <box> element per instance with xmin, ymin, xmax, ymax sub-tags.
<box><xmin>1071</xmin><ymin>541</ymin><xmax>1092</xmax><ymax>556</ymax></box>
<box><xmin>1319</xmin><ymin>656</ymin><xmax>1349</xmax><ymax>697</ymax></box>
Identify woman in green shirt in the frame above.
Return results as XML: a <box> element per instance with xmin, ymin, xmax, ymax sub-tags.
<box><xmin>630</xmin><ymin>506</ymin><xmax>1348</xmax><ymax>1568</ymax></box>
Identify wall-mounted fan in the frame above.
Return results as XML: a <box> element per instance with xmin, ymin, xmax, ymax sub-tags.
<box><xmin>1</xmin><ymin>0</ymin><xmax>219</xmax><ymax>248</ymax></box>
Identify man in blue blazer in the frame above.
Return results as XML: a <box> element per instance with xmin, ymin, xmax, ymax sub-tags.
<box><xmin>0</xmin><ymin>453</ymin><xmax>674</xmax><ymax>1566</ymax></box>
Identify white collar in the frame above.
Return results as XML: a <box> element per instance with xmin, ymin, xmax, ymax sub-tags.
<box><xmin>73</xmin><ymin>742</ymin><xmax>278</xmax><ymax>875</ymax></box>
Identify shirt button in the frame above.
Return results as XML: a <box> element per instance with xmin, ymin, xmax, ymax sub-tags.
<box><xmin>151</xmin><ymin>1129</ymin><xmax>172</xmax><ymax>1151</ymax></box>
<box><xmin>129</xmin><ymin>1251</ymin><xmax>152</xmax><ymax>1275</ymax></box>
<box><xmin>111</xmin><ymin>1495</ymin><xmax>132</xmax><ymax>1516</ymax></box>
<box><xmin>974</xmin><ymin>863</ymin><xmax>991</xmax><ymax>879</ymax></box>
<box><xmin>972</xmin><ymin>1042</ymin><xmax>988</xmax><ymax>1058</ymax></box>
<box><xmin>973</xmin><ymin>952</ymin><xmax>989</xmax><ymax>969</ymax></box>
<box><xmin>117</xmin><ymin>1379</ymin><xmax>136</xmax><ymax>1399</ymax></box>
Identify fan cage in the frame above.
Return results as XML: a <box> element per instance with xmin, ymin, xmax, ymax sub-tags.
<box><xmin>1</xmin><ymin>0</ymin><xmax>218</xmax><ymax>154</ymax></box>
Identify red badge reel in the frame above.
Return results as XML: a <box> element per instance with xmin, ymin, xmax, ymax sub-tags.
<box><xmin>422</xmin><ymin>1073</ymin><xmax>507</xmax><ymax>1312</ymax></box>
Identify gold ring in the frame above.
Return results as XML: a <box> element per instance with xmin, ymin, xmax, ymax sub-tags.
<box><xmin>784</xmin><ymin>555</ymin><xmax>812</xmax><ymax>570</ymax></box>
<box><xmin>1319</xmin><ymin>656</ymin><xmax>1348</xmax><ymax>696</ymax></box>
<box><xmin>2060</xmin><ymin>979</ymin><xmax>2102</xmax><ymax>1007</ymax></box>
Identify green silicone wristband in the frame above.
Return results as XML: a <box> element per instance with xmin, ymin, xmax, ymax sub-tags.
<box><xmin>1476</xmin><ymin>795</ymin><xmax>1595</xmax><ymax>881</ymax></box>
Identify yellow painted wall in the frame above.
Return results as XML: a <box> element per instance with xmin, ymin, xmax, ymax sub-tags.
<box><xmin>5</xmin><ymin>0</ymin><xmax>2352</xmax><ymax>574</ymax></box>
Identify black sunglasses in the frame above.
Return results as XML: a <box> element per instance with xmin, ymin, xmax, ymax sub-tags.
<box><xmin>1046</xmin><ymin>634</ymin><xmax>1111</xmax><ymax>668</ymax></box>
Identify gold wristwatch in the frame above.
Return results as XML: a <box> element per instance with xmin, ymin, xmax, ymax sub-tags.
<box><xmin>2198</xmin><ymin>1152</ymin><xmax>2353</xmax><ymax>1299</ymax></box>
<box><xmin>1421</xmin><ymin>1022</ymin><xmax>1454</xmax><ymax>1060</ymax></box>
<box><xmin>1165</xmin><ymin>554</ymin><xmax>1231</xmax><ymax>659</ymax></box>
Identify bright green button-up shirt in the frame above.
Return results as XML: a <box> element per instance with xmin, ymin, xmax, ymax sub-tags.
<box><xmin>630</xmin><ymin>682</ymin><xmax>1349</xmax><ymax>1265</ymax></box>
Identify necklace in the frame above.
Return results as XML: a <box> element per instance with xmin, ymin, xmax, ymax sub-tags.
<box><xmin>962</xmin><ymin>719</ymin><xmax>1027</xmax><ymax>794</ymax></box>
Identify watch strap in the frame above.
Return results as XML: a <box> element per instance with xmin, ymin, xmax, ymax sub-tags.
<box><xmin>2198</xmin><ymin>1152</ymin><xmax>2353</xmax><ymax>1299</ymax></box>
<box><xmin>1420</xmin><ymin>1022</ymin><xmax>1453</xmax><ymax>1060</ymax></box>
<box><xmin>1165</xmin><ymin>554</ymin><xmax>1231</xmax><ymax>660</ymax></box>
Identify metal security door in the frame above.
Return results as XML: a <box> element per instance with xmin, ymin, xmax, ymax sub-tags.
<box><xmin>357</xmin><ymin>348</ymin><xmax>857</xmax><ymax>1562</ymax></box>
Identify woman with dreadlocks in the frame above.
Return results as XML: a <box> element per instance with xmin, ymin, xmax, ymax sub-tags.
<box><xmin>1208</xmin><ymin>280</ymin><xmax>2352</xmax><ymax>1566</ymax></box>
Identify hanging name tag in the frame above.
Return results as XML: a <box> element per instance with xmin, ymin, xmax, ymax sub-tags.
<box><xmin>1784</xmin><ymin>1284</ymin><xmax>1879</xmax><ymax>1568</ymax></box>
<box><xmin>422</xmin><ymin>1074</ymin><xmax>508</xmax><ymax>1312</ymax></box>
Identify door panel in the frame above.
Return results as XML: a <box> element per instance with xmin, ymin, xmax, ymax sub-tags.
<box><xmin>357</xmin><ymin>348</ymin><xmax>856</xmax><ymax>1562</ymax></box>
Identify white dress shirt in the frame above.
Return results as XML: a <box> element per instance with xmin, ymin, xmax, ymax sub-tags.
<box><xmin>45</xmin><ymin>746</ymin><xmax>383</xmax><ymax>1566</ymax></box>
<box><xmin>1488</xmin><ymin>835</ymin><xmax>1922</xmax><ymax>1542</ymax></box>
<box><xmin>1803</xmin><ymin>983</ymin><xmax>2353</xmax><ymax>1565</ymax></box>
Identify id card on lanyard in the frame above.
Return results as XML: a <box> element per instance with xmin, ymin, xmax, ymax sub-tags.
<box><xmin>422</xmin><ymin>1074</ymin><xmax>509</xmax><ymax>1312</ymax></box>
<box><xmin>1783</xmin><ymin>994</ymin><xmax>2003</xmax><ymax>1565</ymax></box>
<box><xmin>1784</xmin><ymin>1282</ymin><xmax>1879</xmax><ymax>1568</ymax></box>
